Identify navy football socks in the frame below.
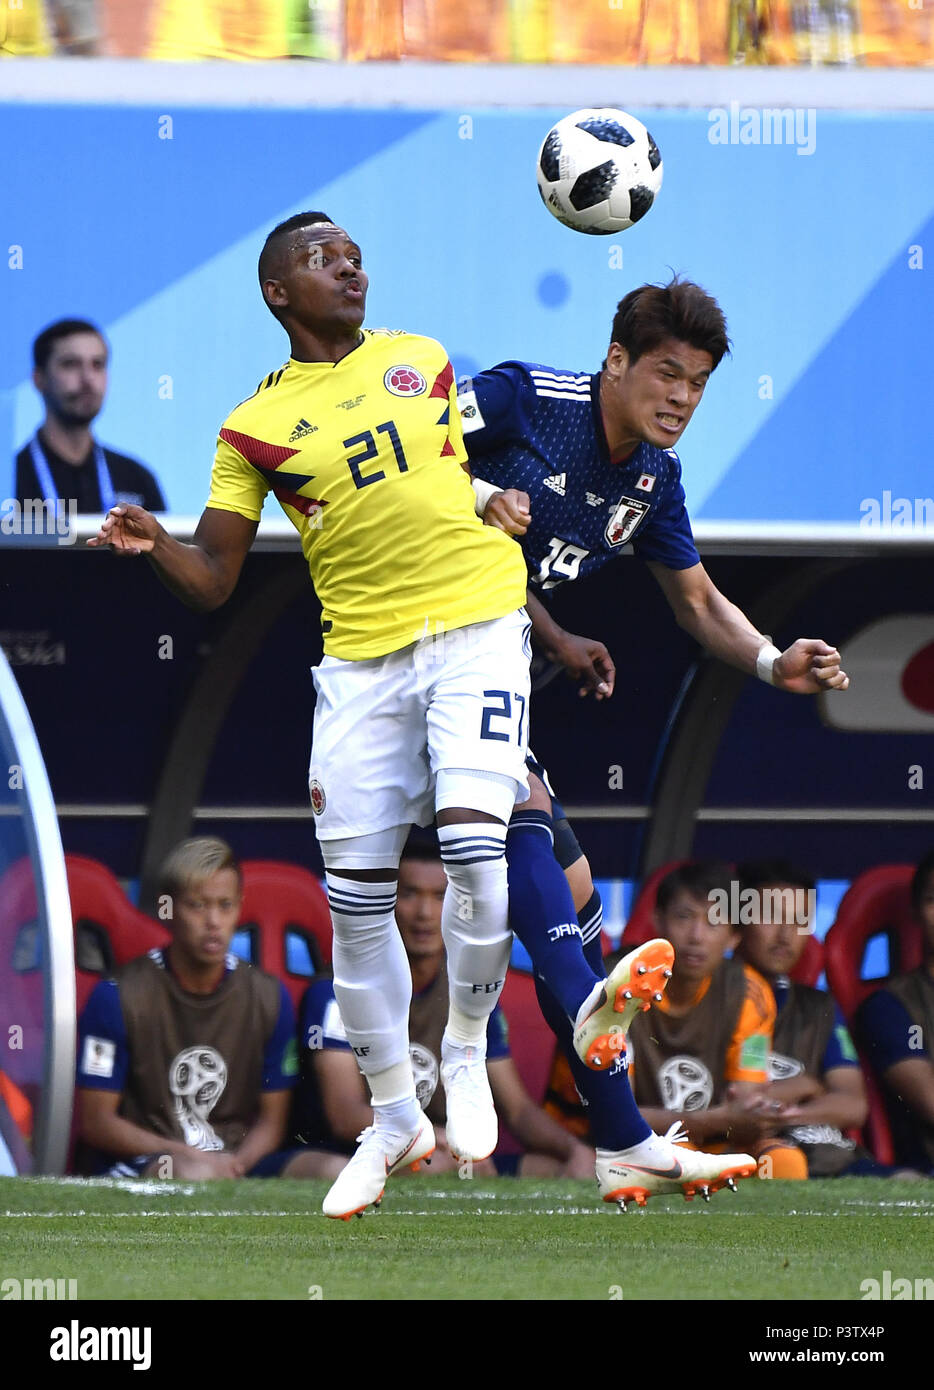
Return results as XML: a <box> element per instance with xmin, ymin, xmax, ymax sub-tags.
<box><xmin>505</xmin><ymin>810</ymin><xmax>600</xmax><ymax>1018</ymax></box>
<box><xmin>534</xmin><ymin>922</ymin><xmax>652</xmax><ymax>1151</ymax></box>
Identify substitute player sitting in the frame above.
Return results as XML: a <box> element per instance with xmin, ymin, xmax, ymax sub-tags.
<box><xmin>76</xmin><ymin>838</ymin><xmax>302</xmax><ymax>1179</ymax></box>
<box><xmin>89</xmin><ymin>213</ymin><xmax>534</xmax><ymax>1219</ymax></box>
<box><xmin>459</xmin><ymin>276</ymin><xmax>848</xmax><ymax>1206</ymax></box>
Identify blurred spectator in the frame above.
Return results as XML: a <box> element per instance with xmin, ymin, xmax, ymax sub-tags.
<box><xmin>857</xmin><ymin>849</ymin><xmax>934</xmax><ymax>1174</ymax></box>
<box><xmin>74</xmin><ymin>837</ymin><xmax>333</xmax><ymax>1179</ymax></box>
<box><xmin>1</xmin><ymin>0</ymin><xmax>54</xmax><ymax>54</ymax></box>
<box><xmin>542</xmin><ymin>1046</ymin><xmax>589</xmax><ymax>1142</ymax></box>
<box><xmin>734</xmin><ymin>859</ymin><xmax>897</xmax><ymax>1177</ymax></box>
<box><xmin>625</xmin><ymin>861</ymin><xmax>800</xmax><ymax>1176</ymax></box>
<box><xmin>15</xmin><ymin>319</ymin><xmax>165</xmax><ymax>515</ymax></box>
<box><xmin>147</xmin><ymin>0</ymin><xmax>340</xmax><ymax>59</ymax></box>
<box><xmin>49</xmin><ymin>0</ymin><xmax>101</xmax><ymax>53</ymax></box>
<box><xmin>8</xmin><ymin>0</ymin><xmax>930</xmax><ymax>61</ymax></box>
<box><xmin>294</xmin><ymin>838</ymin><xmax>594</xmax><ymax>1178</ymax></box>
<box><xmin>1</xmin><ymin>0</ymin><xmax>99</xmax><ymax>53</ymax></box>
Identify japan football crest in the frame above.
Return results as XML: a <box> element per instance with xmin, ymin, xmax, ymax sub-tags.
<box><xmin>605</xmin><ymin>496</ymin><xmax>650</xmax><ymax>547</ymax></box>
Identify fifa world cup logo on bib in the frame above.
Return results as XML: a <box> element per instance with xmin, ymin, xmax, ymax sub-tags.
<box><xmin>169</xmin><ymin>1046</ymin><xmax>227</xmax><ymax>1150</ymax></box>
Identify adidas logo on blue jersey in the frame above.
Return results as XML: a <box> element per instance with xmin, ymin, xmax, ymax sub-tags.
<box><xmin>289</xmin><ymin>418</ymin><xmax>318</xmax><ymax>442</ymax></box>
<box><xmin>543</xmin><ymin>472</ymin><xmax>567</xmax><ymax>496</ymax></box>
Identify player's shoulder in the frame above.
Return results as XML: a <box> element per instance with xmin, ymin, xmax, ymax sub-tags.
<box><xmin>364</xmin><ymin>327</ymin><xmax>450</xmax><ymax>360</ymax></box>
<box><xmin>114</xmin><ymin>948</ymin><xmax>164</xmax><ymax>985</ymax></box>
<box><xmin>80</xmin><ymin>975</ymin><xmax>122</xmax><ymax>1016</ymax></box>
<box><xmin>486</xmin><ymin>360</ymin><xmax>592</xmax><ymax>400</ymax></box>
<box><xmin>300</xmin><ymin>975</ymin><xmax>350</xmax><ymax>1049</ymax></box>
<box><xmin>741</xmin><ymin>962</ymin><xmax>776</xmax><ymax>1017</ymax></box>
<box><xmin>299</xmin><ymin>973</ymin><xmax>337</xmax><ymax>1024</ymax></box>
<box><xmin>101</xmin><ymin>444</ymin><xmax>145</xmax><ymax>471</ymax></box>
<box><xmin>641</xmin><ymin>441</ymin><xmax>682</xmax><ymax>473</ymax></box>
<box><xmin>223</xmin><ymin>364</ymin><xmax>293</xmax><ymax>424</ymax></box>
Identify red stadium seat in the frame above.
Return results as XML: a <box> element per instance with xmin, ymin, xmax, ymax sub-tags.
<box><xmin>791</xmin><ymin>933</ymin><xmax>825</xmax><ymax>987</ymax></box>
<box><xmin>0</xmin><ymin>854</ymin><xmax>170</xmax><ymax>1173</ymax></box>
<box><xmin>64</xmin><ymin>854</ymin><xmax>169</xmax><ymax>968</ymax></box>
<box><xmin>619</xmin><ymin>859</ymin><xmax>688</xmax><ymax>947</ymax></box>
<box><xmin>0</xmin><ymin>853</ymin><xmax>166</xmax><ymax>1043</ymax></box>
<box><xmin>824</xmin><ymin>865</ymin><xmax>918</xmax><ymax>1022</ymax></box>
<box><xmin>823</xmin><ymin>865</ymin><xmax>919</xmax><ymax>1168</ymax></box>
<box><xmin>496</xmin><ymin>967</ymin><xmax>555</xmax><ymax>1155</ymax></box>
<box><xmin>238</xmin><ymin>860</ymin><xmax>333</xmax><ymax>1010</ymax></box>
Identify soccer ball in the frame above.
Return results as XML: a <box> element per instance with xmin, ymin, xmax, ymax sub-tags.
<box><xmin>536</xmin><ymin>108</ymin><xmax>663</xmax><ymax>235</ymax></box>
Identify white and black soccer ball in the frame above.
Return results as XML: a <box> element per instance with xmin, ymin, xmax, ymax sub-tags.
<box><xmin>536</xmin><ymin>108</ymin><xmax>663</xmax><ymax>235</ymax></box>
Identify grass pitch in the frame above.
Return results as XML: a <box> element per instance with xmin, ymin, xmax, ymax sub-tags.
<box><xmin>1</xmin><ymin>1176</ymin><xmax>932</xmax><ymax>1302</ymax></box>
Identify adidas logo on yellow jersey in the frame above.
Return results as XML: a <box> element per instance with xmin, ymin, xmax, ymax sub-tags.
<box><xmin>289</xmin><ymin>418</ymin><xmax>318</xmax><ymax>442</ymax></box>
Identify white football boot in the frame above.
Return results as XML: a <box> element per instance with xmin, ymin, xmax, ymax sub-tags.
<box><xmin>573</xmin><ymin>938</ymin><xmax>675</xmax><ymax>1070</ymax></box>
<box><xmin>596</xmin><ymin>1123</ymin><xmax>756</xmax><ymax>1210</ymax></box>
<box><xmin>441</xmin><ymin>1047</ymin><xmax>497</xmax><ymax>1162</ymax></box>
<box><xmin>323</xmin><ymin>1111</ymin><xmax>435</xmax><ymax>1221</ymax></box>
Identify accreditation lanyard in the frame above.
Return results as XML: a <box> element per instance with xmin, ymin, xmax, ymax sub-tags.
<box><xmin>29</xmin><ymin>433</ymin><xmax>116</xmax><ymax>511</ymax></box>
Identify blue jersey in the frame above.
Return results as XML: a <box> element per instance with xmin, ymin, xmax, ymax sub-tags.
<box><xmin>458</xmin><ymin>362</ymin><xmax>700</xmax><ymax>591</ymax></box>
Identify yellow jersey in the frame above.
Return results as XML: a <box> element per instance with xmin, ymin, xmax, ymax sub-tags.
<box><xmin>207</xmin><ymin>329</ymin><xmax>527</xmax><ymax>659</ymax></box>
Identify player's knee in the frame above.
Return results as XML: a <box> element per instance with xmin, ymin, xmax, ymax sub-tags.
<box><xmin>435</xmin><ymin>768</ymin><xmax>518</xmax><ymax>826</ymax></box>
<box><xmin>565</xmin><ymin>854</ymin><xmax>595</xmax><ymax>913</ymax></box>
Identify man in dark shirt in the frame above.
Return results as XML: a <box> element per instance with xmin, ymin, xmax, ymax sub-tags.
<box><xmin>14</xmin><ymin>318</ymin><xmax>166</xmax><ymax>513</ymax></box>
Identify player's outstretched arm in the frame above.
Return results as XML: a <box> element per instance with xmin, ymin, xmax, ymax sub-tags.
<box><xmin>525</xmin><ymin>589</ymin><xmax>615</xmax><ymax>700</ymax></box>
<box><xmin>647</xmin><ymin>561</ymin><xmax>849</xmax><ymax>695</ymax></box>
<box><xmin>87</xmin><ymin>505</ymin><xmax>258</xmax><ymax>612</ymax></box>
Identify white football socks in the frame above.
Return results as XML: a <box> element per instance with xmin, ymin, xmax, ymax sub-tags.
<box><xmin>437</xmin><ymin>822</ymin><xmax>512</xmax><ymax>1045</ymax></box>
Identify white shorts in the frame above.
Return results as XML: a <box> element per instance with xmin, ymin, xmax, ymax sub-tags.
<box><xmin>308</xmin><ymin>608</ymin><xmax>532</xmax><ymax>839</ymax></box>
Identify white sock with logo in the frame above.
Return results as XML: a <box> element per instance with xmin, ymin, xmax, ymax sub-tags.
<box><xmin>325</xmin><ymin>874</ymin><xmax>415</xmax><ymax>1089</ymax></box>
<box><xmin>437</xmin><ymin>821</ymin><xmax>512</xmax><ymax>1046</ymax></box>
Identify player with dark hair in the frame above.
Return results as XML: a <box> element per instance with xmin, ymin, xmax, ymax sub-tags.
<box><xmin>735</xmin><ymin>859</ymin><xmax>879</xmax><ymax>1179</ymax></box>
<box><xmin>15</xmin><ymin>317</ymin><xmax>165</xmax><ymax>513</ymax></box>
<box><xmin>457</xmin><ymin>276</ymin><xmax>849</xmax><ymax>1207</ymax></box>
<box><xmin>625</xmin><ymin>860</ymin><xmax>785</xmax><ymax>1184</ymax></box>
<box><xmin>87</xmin><ymin>212</ymin><xmax>625</xmax><ymax>1219</ymax></box>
